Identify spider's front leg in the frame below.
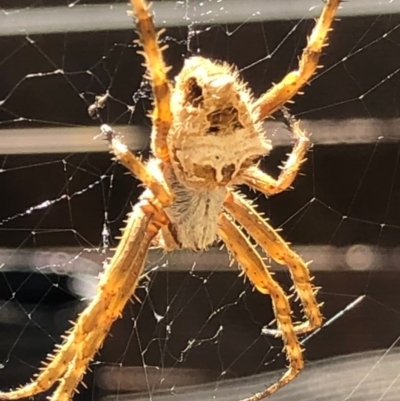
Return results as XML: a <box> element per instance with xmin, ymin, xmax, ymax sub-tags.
<box><xmin>0</xmin><ymin>196</ymin><xmax>168</xmax><ymax>401</ymax></box>
<box><xmin>242</xmin><ymin>114</ymin><xmax>310</xmax><ymax>196</ymax></box>
<box><xmin>48</xmin><ymin>196</ymin><xmax>166</xmax><ymax>401</ymax></box>
<box><xmin>218</xmin><ymin>214</ymin><xmax>302</xmax><ymax>401</ymax></box>
<box><xmin>254</xmin><ymin>0</ymin><xmax>341</xmax><ymax>119</ymax></box>
<box><xmin>224</xmin><ymin>191</ymin><xmax>322</xmax><ymax>336</ymax></box>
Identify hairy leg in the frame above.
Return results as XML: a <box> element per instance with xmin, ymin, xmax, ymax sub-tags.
<box><xmin>49</xmin><ymin>235</ymin><xmax>153</xmax><ymax>401</ymax></box>
<box><xmin>130</xmin><ymin>0</ymin><xmax>172</xmax><ymax>163</ymax></box>
<box><xmin>254</xmin><ymin>0</ymin><xmax>341</xmax><ymax>119</ymax></box>
<box><xmin>102</xmin><ymin>124</ymin><xmax>173</xmax><ymax>207</ymax></box>
<box><xmin>218</xmin><ymin>213</ymin><xmax>303</xmax><ymax>401</ymax></box>
<box><xmin>241</xmin><ymin>114</ymin><xmax>310</xmax><ymax>196</ymax></box>
<box><xmin>224</xmin><ymin>191</ymin><xmax>322</xmax><ymax>336</ymax></box>
<box><xmin>0</xmin><ymin>196</ymin><xmax>167</xmax><ymax>400</ymax></box>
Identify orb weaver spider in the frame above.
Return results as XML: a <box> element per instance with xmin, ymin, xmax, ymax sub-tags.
<box><xmin>0</xmin><ymin>0</ymin><xmax>341</xmax><ymax>400</ymax></box>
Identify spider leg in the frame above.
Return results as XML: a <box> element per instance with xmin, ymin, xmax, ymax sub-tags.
<box><xmin>0</xmin><ymin>195</ymin><xmax>168</xmax><ymax>400</ymax></box>
<box><xmin>48</xmin><ymin>223</ymin><xmax>155</xmax><ymax>401</ymax></box>
<box><xmin>254</xmin><ymin>0</ymin><xmax>341</xmax><ymax>120</ymax></box>
<box><xmin>218</xmin><ymin>213</ymin><xmax>303</xmax><ymax>401</ymax></box>
<box><xmin>102</xmin><ymin>125</ymin><xmax>173</xmax><ymax>207</ymax></box>
<box><xmin>130</xmin><ymin>0</ymin><xmax>172</xmax><ymax>163</ymax></box>
<box><xmin>242</xmin><ymin>114</ymin><xmax>310</xmax><ymax>196</ymax></box>
<box><xmin>224</xmin><ymin>191</ymin><xmax>322</xmax><ymax>336</ymax></box>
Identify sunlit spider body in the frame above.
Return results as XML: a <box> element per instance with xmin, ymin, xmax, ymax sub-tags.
<box><xmin>161</xmin><ymin>56</ymin><xmax>271</xmax><ymax>250</ymax></box>
<box><xmin>0</xmin><ymin>1</ymin><xmax>341</xmax><ymax>400</ymax></box>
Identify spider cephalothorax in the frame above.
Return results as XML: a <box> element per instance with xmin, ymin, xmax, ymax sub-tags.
<box><xmin>168</xmin><ymin>57</ymin><xmax>271</xmax><ymax>190</ymax></box>
<box><xmin>0</xmin><ymin>1</ymin><xmax>341</xmax><ymax>401</ymax></box>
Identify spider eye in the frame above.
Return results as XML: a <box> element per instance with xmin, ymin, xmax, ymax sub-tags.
<box><xmin>184</xmin><ymin>77</ymin><xmax>203</xmax><ymax>107</ymax></box>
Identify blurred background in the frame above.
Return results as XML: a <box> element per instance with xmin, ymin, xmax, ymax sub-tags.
<box><xmin>0</xmin><ymin>1</ymin><xmax>400</xmax><ymax>400</ymax></box>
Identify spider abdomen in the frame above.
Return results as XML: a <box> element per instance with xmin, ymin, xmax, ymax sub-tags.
<box><xmin>165</xmin><ymin>56</ymin><xmax>272</xmax><ymax>192</ymax></box>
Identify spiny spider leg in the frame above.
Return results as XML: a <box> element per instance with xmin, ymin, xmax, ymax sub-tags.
<box><xmin>101</xmin><ymin>125</ymin><xmax>173</xmax><ymax>207</ymax></box>
<box><xmin>242</xmin><ymin>113</ymin><xmax>310</xmax><ymax>196</ymax></box>
<box><xmin>254</xmin><ymin>0</ymin><xmax>341</xmax><ymax>120</ymax></box>
<box><xmin>218</xmin><ymin>212</ymin><xmax>302</xmax><ymax>401</ymax></box>
<box><xmin>224</xmin><ymin>191</ymin><xmax>323</xmax><ymax>336</ymax></box>
<box><xmin>0</xmin><ymin>0</ymin><xmax>342</xmax><ymax>399</ymax></box>
<box><xmin>48</xmin><ymin>204</ymin><xmax>158</xmax><ymax>401</ymax></box>
<box><xmin>130</xmin><ymin>0</ymin><xmax>172</xmax><ymax>163</ymax></box>
<box><xmin>0</xmin><ymin>197</ymin><xmax>166</xmax><ymax>400</ymax></box>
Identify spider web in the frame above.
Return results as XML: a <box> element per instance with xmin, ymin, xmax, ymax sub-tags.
<box><xmin>0</xmin><ymin>1</ymin><xmax>400</xmax><ymax>400</ymax></box>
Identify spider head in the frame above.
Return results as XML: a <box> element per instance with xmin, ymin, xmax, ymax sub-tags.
<box><xmin>167</xmin><ymin>56</ymin><xmax>271</xmax><ymax>190</ymax></box>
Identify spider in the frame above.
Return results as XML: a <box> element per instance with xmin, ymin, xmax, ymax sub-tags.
<box><xmin>0</xmin><ymin>0</ymin><xmax>341</xmax><ymax>400</ymax></box>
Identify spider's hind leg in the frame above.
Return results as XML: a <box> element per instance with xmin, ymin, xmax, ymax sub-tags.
<box><xmin>129</xmin><ymin>0</ymin><xmax>172</xmax><ymax>163</ymax></box>
<box><xmin>254</xmin><ymin>0</ymin><xmax>341</xmax><ymax>119</ymax></box>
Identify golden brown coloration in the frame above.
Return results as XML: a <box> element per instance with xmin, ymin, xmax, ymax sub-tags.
<box><xmin>0</xmin><ymin>0</ymin><xmax>341</xmax><ymax>400</ymax></box>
